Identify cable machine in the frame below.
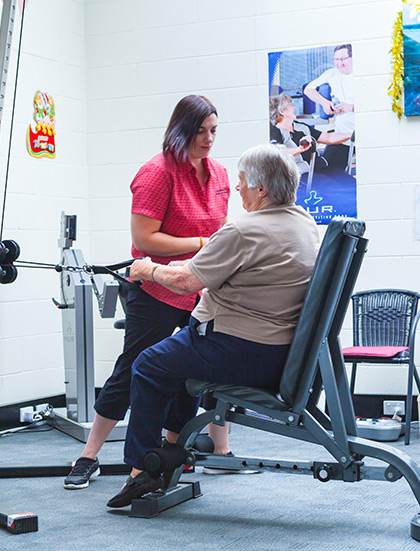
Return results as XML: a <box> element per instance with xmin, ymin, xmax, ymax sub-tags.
<box><xmin>1</xmin><ymin>208</ymin><xmax>138</xmax><ymax>443</ymax></box>
<box><xmin>52</xmin><ymin>212</ymin><xmax>129</xmax><ymax>442</ymax></box>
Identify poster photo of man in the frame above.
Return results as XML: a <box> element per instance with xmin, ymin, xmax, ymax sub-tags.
<box><xmin>268</xmin><ymin>44</ymin><xmax>357</xmax><ymax>225</ymax></box>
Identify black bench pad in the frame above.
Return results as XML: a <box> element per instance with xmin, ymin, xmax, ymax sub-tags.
<box><xmin>186</xmin><ymin>379</ymin><xmax>291</xmax><ymax>411</ymax></box>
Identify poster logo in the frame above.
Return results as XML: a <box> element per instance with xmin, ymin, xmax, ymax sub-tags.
<box><xmin>26</xmin><ymin>91</ymin><xmax>56</xmax><ymax>159</ymax></box>
<box><xmin>304</xmin><ymin>190</ymin><xmax>323</xmax><ymax>206</ymax></box>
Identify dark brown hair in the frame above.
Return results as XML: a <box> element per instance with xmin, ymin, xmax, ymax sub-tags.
<box><xmin>334</xmin><ymin>44</ymin><xmax>352</xmax><ymax>57</ymax></box>
<box><xmin>162</xmin><ymin>95</ymin><xmax>217</xmax><ymax>159</ymax></box>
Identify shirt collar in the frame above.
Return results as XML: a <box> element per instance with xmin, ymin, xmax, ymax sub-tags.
<box><xmin>170</xmin><ymin>149</ymin><xmax>213</xmax><ymax>177</ymax></box>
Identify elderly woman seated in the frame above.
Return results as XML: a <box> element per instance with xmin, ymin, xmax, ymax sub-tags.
<box><xmin>107</xmin><ymin>143</ymin><xmax>320</xmax><ymax>508</ymax></box>
<box><xmin>269</xmin><ymin>93</ymin><xmax>352</xmax><ymax>175</ymax></box>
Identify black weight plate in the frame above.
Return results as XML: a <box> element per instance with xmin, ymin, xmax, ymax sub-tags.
<box><xmin>2</xmin><ymin>240</ymin><xmax>20</xmax><ymax>263</ymax></box>
<box><xmin>0</xmin><ymin>242</ymin><xmax>7</xmax><ymax>263</ymax></box>
<box><xmin>0</xmin><ymin>265</ymin><xmax>18</xmax><ymax>284</ymax></box>
<box><xmin>191</xmin><ymin>434</ymin><xmax>215</xmax><ymax>453</ymax></box>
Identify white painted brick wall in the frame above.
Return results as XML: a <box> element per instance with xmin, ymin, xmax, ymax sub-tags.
<box><xmin>0</xmin><ymin>0</ymin><xmax>88</xmax><ymax>405</ymax></box>
<box><xmin>1</xmin><ymin>0</ymin><xmax>419</xmax><ymax>406</ymax></box>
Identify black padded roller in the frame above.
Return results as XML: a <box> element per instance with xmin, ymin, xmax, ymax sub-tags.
<box><xmin>144</xmin><ymin>443</ymin><xmax>194</xmax><ymax>475</ymax></box>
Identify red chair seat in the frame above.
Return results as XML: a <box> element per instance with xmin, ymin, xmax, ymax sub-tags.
<box><xmin>343</xmin><ymin>346</ymin><xmax>409</xmax><ymax>358</ymax></box>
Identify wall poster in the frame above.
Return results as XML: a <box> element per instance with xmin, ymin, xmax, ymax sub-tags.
<box><xmin>268</xmin><ymin>45</ymin><xmax>357</xmax><ymax>225</ymax></box>
<box><xmin>403</xmin><ymin>4</ymin><xmax>420</xmax><ymax>116</ymax></box>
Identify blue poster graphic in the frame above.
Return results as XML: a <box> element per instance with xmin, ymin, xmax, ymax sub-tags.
<box><xmin>268</xmin><ymin>46</ymin><xmax>357</xmax><ymax>224</ymax></box>
<box><xmin>403</xmin><ymin>5</ymin><xmax>420</xmax><ymax>116</ymax></box>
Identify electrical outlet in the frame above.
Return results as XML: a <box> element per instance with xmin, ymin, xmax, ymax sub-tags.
<box><xmin>19</xmin><ymin>406</ymin><xmax>35</xmax><ymax>423</ymax></box>
<box><xmin>383</xmin><ymin>400</ymin><xmax>405</xmax><ymax>416</ymax></box>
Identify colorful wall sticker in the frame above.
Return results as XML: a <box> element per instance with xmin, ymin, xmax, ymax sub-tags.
<box><xmin>26</xmin><ymin>90</ymin><xmax>56</xmax><ymax>159</ymax></box>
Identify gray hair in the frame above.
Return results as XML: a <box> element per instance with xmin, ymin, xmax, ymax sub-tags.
<box><xmin>238</xmin><ymin>144</ymin><xmax>300</xmax><ymax>205</ymax></box>
<box><xmin>269</xmin><ymin>93</ymin><xmax>292</xmax><ymax>125</ymax></box>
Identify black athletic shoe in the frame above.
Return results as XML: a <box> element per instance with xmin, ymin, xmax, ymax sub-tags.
<box><xmin>107</xmin><ymin>472</ymin><xmax>164</xmax><ymax>508</ymax></box>
<box><xmin>64</xmin><ymin>457</ymin><xmax>100</xmax><ymax>489</ymax></box>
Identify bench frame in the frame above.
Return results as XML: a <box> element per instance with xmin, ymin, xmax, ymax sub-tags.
<box><xmin>130</xmin><ymin>218</ymin><xmax>420</xmax><ymax>540</ymax></box>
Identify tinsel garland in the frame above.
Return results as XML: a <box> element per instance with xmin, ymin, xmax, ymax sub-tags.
<box><xmin>389</xmin><ymin>1</ymin><xmax>420</xmax><ymax>119</ymax></box>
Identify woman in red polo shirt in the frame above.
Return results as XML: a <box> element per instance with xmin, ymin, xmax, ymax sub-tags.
<box><xmin>64</xmin><ymin>96</ymin><xmax>233</xmax><ymax>490</ymax></box>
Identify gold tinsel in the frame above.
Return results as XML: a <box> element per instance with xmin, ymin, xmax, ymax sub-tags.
<box><xmin>389</xmin><ymin>1</ymin><xmax>420</xmax><ymax>119</ymax></box>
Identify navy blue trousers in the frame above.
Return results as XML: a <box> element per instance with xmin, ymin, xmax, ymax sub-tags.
<box><xmin>124</xmin><ymin>317</ymin><xmax>289</xmax><ymax>469</ymax></box>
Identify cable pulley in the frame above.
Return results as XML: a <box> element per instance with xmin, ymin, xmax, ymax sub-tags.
<box><xmin>0</xmin><ymin>238</ymin><xmax>139</xmax><ymax>287</ymax></box>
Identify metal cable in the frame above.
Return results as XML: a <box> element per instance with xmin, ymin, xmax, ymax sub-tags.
<box><xmin>0</xmin><ymin>0</ymin><xmax>26</xmax><ymax>241</ymax></box>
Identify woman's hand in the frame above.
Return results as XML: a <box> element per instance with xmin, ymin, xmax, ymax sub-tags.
<box><xmin>299</xmin><ymin>136</ymin><xmax>312</xmax><ymax>152</ymax></box>
<box><xmin>168</xmin><ymin>260</ymin><xmax>188</xmax><ymax>267</ymax></box>
<box><xmin>130</xmin><ymin>257</ymin><xmax>204</xmax><ymax>295</ymax></box>
<box><xmin>131</xmin><ymin>214</ymin><xmax>209</xmax><ymax>256</ymax></box>
<box><xmin>130</xmin><ymin>257</ymin><xmax>155</xmax><ymax>281</ymax></box>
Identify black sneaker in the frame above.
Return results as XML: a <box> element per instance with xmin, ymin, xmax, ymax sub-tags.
<box><xmin>107</xmin><ymin>471</ymin><xmax>165</xmax><ymax>508</ymax></box>
<box><xmin>64</xmin><ymin>457</ymin><xmax>100</xmax><ymax>489</ymax></box>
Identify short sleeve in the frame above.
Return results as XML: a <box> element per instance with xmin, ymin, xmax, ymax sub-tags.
<box><xmin>130</xmin><ymin>163</ymin><xmax>172</xmax><ymax>222</ymax></box>
<box><xmin>305</xmin><ymin>68</ymin><xmax>332</xmax><ymax>90</ymax></box>
<box><xmin>308</xmin><ymin>125</ymin><xmax>321</xmax><ymax>141</ymax></box>
<box><xmin>189</xmin><ymin>223</ymin><xmax>245</xmax><ymax>290</ymax></box>
<box><xmin>270</xmin><ymin>125</ymin><xmax>284</xmax><ymax>144</ymax></box>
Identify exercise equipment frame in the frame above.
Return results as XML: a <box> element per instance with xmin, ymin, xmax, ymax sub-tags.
<box><xmin>128</xmin><ymin>218</ymin><xmax>420</xmax><ymax>541</ymax></box>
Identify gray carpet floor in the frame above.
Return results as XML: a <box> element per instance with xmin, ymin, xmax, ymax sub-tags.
<box><xmin>1</xmin><ymin>422</ymin><xmax>420</xmax><ymax>550</ymax></box>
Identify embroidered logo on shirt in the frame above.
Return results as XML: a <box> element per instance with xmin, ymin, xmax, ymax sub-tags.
<box><xmin>215</xmin><ymin>188</ymin><xmax>229</xmax><ymax>196</ymax></box>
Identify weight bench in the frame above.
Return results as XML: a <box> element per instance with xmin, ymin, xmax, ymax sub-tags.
<box><xmin>129</xmin><ymin>217</ymin><xmax>420</xmax><ymax>541</ymax></box>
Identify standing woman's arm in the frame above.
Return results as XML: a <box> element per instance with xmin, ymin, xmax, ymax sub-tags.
<box><xmin>131</xmin><ymin>214</ymin><xmax>208</xmax><ymax>257</ymax></box>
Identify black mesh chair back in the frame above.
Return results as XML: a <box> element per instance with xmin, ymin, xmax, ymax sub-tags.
<box><xmin>345</xmin><ymin>288</ymin><xmax>420</xmax><ymax>444</ymax></box>
<box><xmin>352</xmin><ymin>290</ymin><xmax>420</xmax><ymax>347</ymax></box>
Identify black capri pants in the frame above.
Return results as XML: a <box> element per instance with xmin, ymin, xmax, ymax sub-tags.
<box><xmin>94</xmin><ymin>286</ymin><xmax>215</xmax><ymax>421</ymax></box>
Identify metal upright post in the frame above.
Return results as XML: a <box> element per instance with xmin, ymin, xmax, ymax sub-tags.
<box><xmin>57</xmin><ymin>213</ymin><xmax>96</xmax><ymax>428</ymax></box>
<box><xmin>53</xmin><ymin>213</ymin><xmax>128</xmax><ymax>442</ymax></box>
<box><xmin>0</xmin><ymin>0</ymin><xmax>17</xmax><ymax>133</ymax></box>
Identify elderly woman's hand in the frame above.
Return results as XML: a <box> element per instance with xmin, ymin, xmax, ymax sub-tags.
<box><xmin>130</xmin><ymin>257</ymin><xmax>155</xmax><ymax>281</ymax></box>
<box><xmin>130</xmin><ymin>256</ymin><xmax>204</xmax><ymax>294</ymax></box>
<box><xmin>168</xmin><ymin>260</ymin><xmax>188</xmax><ymax>267</ymax></box>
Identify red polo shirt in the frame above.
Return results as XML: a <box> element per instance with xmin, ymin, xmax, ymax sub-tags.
<box><xmin>130</xmin><ymin>150</ymin><xmax>230</xmax><ymax>310</ymax></box>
